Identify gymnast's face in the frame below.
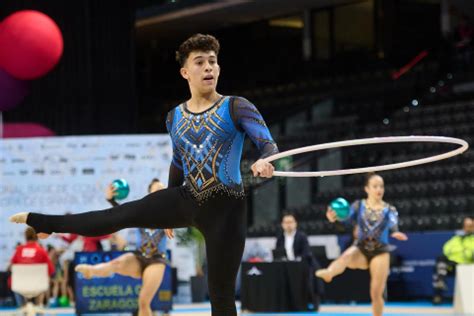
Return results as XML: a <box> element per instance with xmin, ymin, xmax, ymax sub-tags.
<box><xmin>364</xmin><ymin>175</ymin><xmax>385</xmax><ymax>201</ymax></box>
<box><xmin>180</xmin><ymin>50</ymin><xmax>220</xmax><ymax>95</ymax></box>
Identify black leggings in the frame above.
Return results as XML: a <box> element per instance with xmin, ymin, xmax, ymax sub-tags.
<box><xmin>27</xmin><ymin>186</ymin><xmax>246</xmax><ymax>316</ymax></box>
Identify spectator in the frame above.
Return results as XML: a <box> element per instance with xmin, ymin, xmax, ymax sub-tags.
<box><xmin>46</xmin><ymin>245</ymin><xmax>64</xmax><ymax>307</ymax></box>
<box><xmin>432</xmin><ymin>217</ymin><xmax>474</xmax><ymax>304</ymax></box>
<box><xmin>9</xmin><ymin>227</ymin><xmax>55</xmax><ymax>307</ymax></box>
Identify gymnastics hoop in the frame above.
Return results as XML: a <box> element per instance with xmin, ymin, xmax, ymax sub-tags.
<box><xmin>262</xmin><ymin>136</ymin><xmax>469</xmax><ymax>177</ymax></box>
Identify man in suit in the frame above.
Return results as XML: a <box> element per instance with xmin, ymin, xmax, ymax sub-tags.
<box><xmin>276</xmin><ymin>213</ymin><xmax>313</xmax><ymax>264</ymax></box>
<box><xmin>275</xmin><ymin>213</ymin><xmax>321</xmax><ymax>310</ymax></box>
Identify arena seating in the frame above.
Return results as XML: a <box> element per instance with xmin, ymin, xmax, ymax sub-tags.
<box><xmin>245</xmin><ymin>74</ymin><xmax>474</xmax><ymax>236</ymax></box>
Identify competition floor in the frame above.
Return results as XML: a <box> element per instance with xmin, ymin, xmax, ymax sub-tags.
<box><xmin>0</xmin><ymin>302</ymin><xmax>457</xmax><ymax>316</ymax></box>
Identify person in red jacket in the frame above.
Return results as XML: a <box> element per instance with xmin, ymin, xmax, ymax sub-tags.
<box><xmin>59</xmin><ymin>233</ymin><xmax>110</xmax><ymax>252</ymax></box>
<box><xmin>9</xmin><ymin>227</ymin><xmax>55</xmax><ymax>307</ymax></box>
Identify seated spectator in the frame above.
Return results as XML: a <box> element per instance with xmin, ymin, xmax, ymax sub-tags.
<box><xmin>432</xmin><ymin>217</ymin><xmax>474</xmax><ymax>304</ymax></box>
<box><xmin>9</xmin><ymin>227</ymin><xmax>55</xmax><ymax>307</ymax></box>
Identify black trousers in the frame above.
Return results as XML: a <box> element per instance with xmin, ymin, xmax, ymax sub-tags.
<box><xmin>27</xmin><ymin>186</ymin><xmax>246</xmax><ymax>316</ymax></box>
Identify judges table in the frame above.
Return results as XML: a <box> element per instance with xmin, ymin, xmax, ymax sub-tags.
<box><xmin>240</xmin><ymin>261</ymin><xmax>312</xmax><ymax>312</ymax></box>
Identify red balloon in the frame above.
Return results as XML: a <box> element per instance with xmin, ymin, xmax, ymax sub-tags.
<box><xmin>0</xmin><ymin>10</ymin><xmax>63</xmax><ymax>80</ymax></box>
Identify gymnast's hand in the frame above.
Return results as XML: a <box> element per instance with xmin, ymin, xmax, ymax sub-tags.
<box><xmin>391</xmin><ymin>232</ymin><xmax>408</xmax><ymax>241</ymax></box>
<box><xmin>164</xmin><ymin>229</ymin><xmax>174</xmax><ymax>239</ymax></box>
<box><xmin>251</xmin><ymin>159</ymin><xmax>274</xmax><ymax>178</ymax></box>
<box><xmin>105</xmin><ymin>184</ymin><xmax>118</xmax><ymax>200</ymax></box>
<box><xmin>326</xmin><ymin>207</ymin><xmax>338</xmax><ymax>223</ymax></box>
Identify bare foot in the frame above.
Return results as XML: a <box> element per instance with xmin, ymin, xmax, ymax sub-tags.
<box><xmin>9</xmin><ymin>213</ymin><xmax>50</xmax><ymax>239</ymax></box>
<box><xmin>75</xmin><ymin>264</ymin><xmax>94</xmax><ymax>279</ymax></box>
<box><xmin>9</xmin><ymin>212</ymin><xmax>29</xmax><ymax>224</ymax></box>
<box><xmin>315</xmin><ymin>269</ymin><xmax>333</xmax><ymax>283</ymax></box>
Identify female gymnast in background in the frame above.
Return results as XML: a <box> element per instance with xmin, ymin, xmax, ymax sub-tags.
<box><xmin>75</xmin><ymin>178</ymin><xmax>172</xmax><ymax>316</ymax></box>
<box><xmin>316</xmin><ymin>172</ymin><xmax>408</xmax><ymax>316</ymax></box>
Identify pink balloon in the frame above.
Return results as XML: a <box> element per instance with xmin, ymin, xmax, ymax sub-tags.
<box><xmin>0</xmin><ymin>10</ymin><xmax>63</xmax><ymax>80</ymax></box>
<box><xmin>0</xmin><ymin>68</ymin><xmax>29</xmax><ymax>111</ymax></box>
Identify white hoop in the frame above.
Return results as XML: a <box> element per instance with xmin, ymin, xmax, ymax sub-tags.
<box><xmin>263</xmin><ymin>136</ymin><xmax>469</xmax><ymax>177</ymax></box>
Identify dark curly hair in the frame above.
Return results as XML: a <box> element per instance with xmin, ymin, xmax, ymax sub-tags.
<box><xmin>176</xmin><ymin>33</ymin><xmax>220</xmax><ymax>66</ymax></box>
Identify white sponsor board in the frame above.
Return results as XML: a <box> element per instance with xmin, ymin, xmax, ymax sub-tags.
<box><xmin>0</xmin><ymin>134</ymin><xmax>172</xmax><ymax>271</ymax></box>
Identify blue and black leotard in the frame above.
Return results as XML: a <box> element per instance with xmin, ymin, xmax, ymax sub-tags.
<box><xmin>166</xmin><ymin>95</ymin><xmax>277</xmax><ymax>200</ymax></box>
<box><xmin>108</xmin><ymin>198</ymin><xmax>168</xmax><ymax>272</ymax></box>
<box><xmin>345</xmin><ymin>199</ymin><xmax>400</xmax><ymax>261</ymax></box>
<box><xmin>27</xmin><ymin>95</ymin><xmax>278</xmax><ymax>316</ymax></box>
